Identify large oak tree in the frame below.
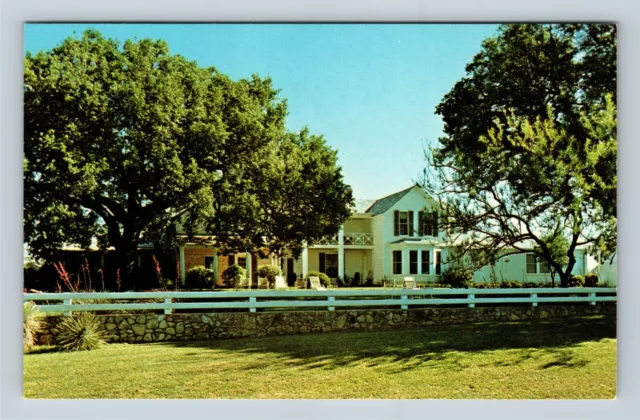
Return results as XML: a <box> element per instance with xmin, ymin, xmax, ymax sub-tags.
<box><xmin>427</xmin><ymin>24</ymin><xmax>616</xmax><ymax>286</ymax></box>
<box><xmin>24</xmin><ymin>30</ymin><xmax>353</xmax><ymax>287</ymax></box>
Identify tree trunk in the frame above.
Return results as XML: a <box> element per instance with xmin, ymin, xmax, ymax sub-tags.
<box><xmin>560</xmin><ymin>258</ymin><xmax>577</xmax><ymax>288</ymax></box>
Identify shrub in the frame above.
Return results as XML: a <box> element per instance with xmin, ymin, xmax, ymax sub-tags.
<box><xmin>23</xmin><ymin>301</ymin><xmax>46</xmax><ymax>351</ymax></box>
<box><xmin>441</xmin><ymin>268</ymin><xmax>474</xmax><ymax>288</ymax></box>
<box><xmin>256</xmin><ymin>265</ymin><xmax>282</xmax><ymax>289</ymax></box>
<box><xmin>424</xmin><ymin>283</ymin><xmax>452</xmax><ymax>289</ymax></box>
<box><xmin>352</xmin><ymin>272</ymin><xmax>361</xmax><ymax>287</ymax></box>
<box><xmin>306</xmin><ymin>270</ymin><xmax>330</xmax><ymax>287</ymax></box>
<box><xmin>222</xmin><ymin>264</ymin><xmax>246</xmax><ymax>288</ymax></box>
<box><xmin>185</xmin><ymin>266</ymin><xmax>214</xmax><ymax>289</ymax></box>
<box><xmin>54</xmin><ymin>312</ymin><xmax>109</xmax><ymax>351</ymax></box>
<box><xmin>471</xmin><ymin>283</ymin><xmax>500</xmax><ymax>289</ymax></box>
<box><xmin>287</xmin><ymin>271</ymin><xmax>297</xmax><ymax>287</ymax></box>
<box><xmin>585</xmin><ymin>274</ymin><xmax>599</xmax><ymax>287</ymax></box>
<box><xmin>500</xmin><ymin>280</ymin><xmax>523</xmax><ymax>289</ymax></box>
<box><xmin>568</xmin><ymin>275</ymin><xmax>585</xmax><ymax>287</ymax></box>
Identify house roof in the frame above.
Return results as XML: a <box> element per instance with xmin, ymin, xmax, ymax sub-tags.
<box><xmin>352</xmin><ymin>199</ymin><xmax>376</xmax><ymax>213</ymax></box>
<box><xmin>365</xmin><ymin>185</ymin><xmax>416</xmax><ymax>215</ymax></box>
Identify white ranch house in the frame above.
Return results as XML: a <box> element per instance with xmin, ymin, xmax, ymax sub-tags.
<box><xmin>175</xmin><ymin>185</ymin><xmax>607</xmax><ymax>286</ymax></box>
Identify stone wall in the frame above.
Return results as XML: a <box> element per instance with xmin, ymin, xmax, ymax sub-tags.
<box><xmin>38</xmin><ymin>304</ymin><xmax>616</xmax><ymax>345</ymax></box>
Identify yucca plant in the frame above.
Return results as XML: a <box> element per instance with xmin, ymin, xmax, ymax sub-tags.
<box><xmin>54</xmin><ymin>312</ymin><xmax>109</xmax><ymax>351</ymax></box>
<box><xmin>23</xmin><ymin>301</ymin><xmax>46</xmax><ymax>351</ymax></box>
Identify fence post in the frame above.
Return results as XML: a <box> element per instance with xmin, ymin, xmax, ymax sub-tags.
<box><xmin>531</xmin><ymin>293</ymin><xmax>538</xmax><ymax>307</ymax></box>
<box><xmin>63</xmin><ymin>299</ymin><xmax>72</xmax><ymax>316</ymax></box>
<box><xmin>589</xmin><ymin>292</ymin><xmax>597</xmax><ymax>306</ymax></box>
<box><xmin>400</xmin><ymin>294</ymin><xmax>408</xmax><ymax>310</ymax></box>
<box><xmin>164</xmin><ymin>298</ymin><xmax>172</xmax><ymax>315</ymax></box>
<box><xmin>468</xmin><ymin>294</ymin><xmax>475</xmax><ymax>309</ymax></box>
<box><xmin>249</xmin><ymin>296</ymin><xmax>257</xmax><ymax>313</ymax></box>
<box><xmin>328</xmin><ymin>296</ymin><xmax>335</xmax><ymax>311</ymax></box>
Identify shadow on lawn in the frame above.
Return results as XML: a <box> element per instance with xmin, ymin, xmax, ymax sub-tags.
<box><xmin>156</xmin><ymin>315</ymin><xmax>615</xmax><ymax>374</ymax></box>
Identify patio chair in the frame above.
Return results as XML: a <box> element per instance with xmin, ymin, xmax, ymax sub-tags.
<box><xmin>309</xmin><ymin>276</ymin><xmax>326</xmax><ymax>291</ymax></box>
<box><xmin>403</xmin><ymin>277</ymin><xmax>418</xmax><ymax>289</ymax></box>
<box><xmin>274</xmin><ymin>275</ymin><xmax>287</xmax><ymax>289</ymax></box>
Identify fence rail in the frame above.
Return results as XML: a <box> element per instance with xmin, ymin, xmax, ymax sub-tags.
<box><xmin>24</xmin><ymin>287</ymin><xmax>617</xmax><ymax>315</ymax></box>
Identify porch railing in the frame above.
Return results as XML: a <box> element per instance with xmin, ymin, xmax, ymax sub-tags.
<box><xmin>314</xmin><ymin>232</ymin><xmax>374</xmax><ymax>246</ymax></box>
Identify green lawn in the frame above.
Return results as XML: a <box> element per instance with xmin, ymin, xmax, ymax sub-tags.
<box><xmin>24</xmin><ymin>315</ymin><xmax>616</xmax><ymax>399</ymax></box>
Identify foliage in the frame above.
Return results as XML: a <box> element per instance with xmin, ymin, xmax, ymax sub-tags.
<box><xmin>426</xmin><ymin>101</ymin><xmax>617</xmax><ymax>287</ymax></box>
<box><xmin>54</xmin><ymin>312</ymin><xmax>109</xmax><ymax>351</ymax></box>
<box><xmin>221</xmin><ymin>264</ymin><xmax>246</xmax><ymax>288</ymax></box>
<box><xmin>256</xmin><ymin>265</ymin><xmax>281</xmax><ymax>289</ymax></box>
<box><xmin>286</xmin><ymin>271</ymin><xmax>297</xmax><ymax>287</ymax></box>
<box><xmin>24</xmin><ymin>30</ymin><xmax>352</xmax><ymax>288</ymax></box>
<box><xmin>185</xmin><ymin>265</ymin><xmax>214</xmax><ymax>290</ymax></box>
<box><xmin>306</xmin><ymin>270</ymin><xmax>330</xmax><ymax>287</ymax></box>
<box><xmin>24</xmin><ymin>301</ymin><xmax>46</xmax><ymax>351</ymax></box>
<box><xmin>218</xmin><ymin>129</ymin><xmax>354</xmax><ymax>259</ymax></box>
<box><xmin>428</xmin><ymin>24</ymin><xmax>617</xmax><ymax>288</ymax></box>
<box><xmin>441</xmin><ymin>268</ymin><xmax>474</xmax><ymax>288</ymax></box>
<box><xmin>423</xmin><ymin>283</ymin><xmax>453</xmax><ymax>289</ymax></box>
<box><xmin>585</xmin><ymin>274</ymin><xmax>599</xmax><ymax>287</ymax></box>
<box><xmin>568</xmin><ymin>275</ymin><xmax>585</xmax><ymax>288</ymax></box>
<box><xmin>435</xmin><ymin>24</ymin><xmax>616</xmax><ymax>216</ymax></box>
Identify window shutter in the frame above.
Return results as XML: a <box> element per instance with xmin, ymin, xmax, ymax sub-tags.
<box><xmin>319</xmin><ymin>253</ymin><xmax>326</xmax><ymax>273</ymax></box>
<box><xmin>418</xmin><ymin>211</ymin><xmax>424</xmax><ymax>236</ymax></box>
<box><xmin>408</xmin><ymin>211</ymin><xmax>414</xmax><ymax>236</ymax></box>
<box><xmin>229</xmin><ymin>255</ymin><xmax>236</xmax><ymax>266</ymax></box>
<box><xmin>393</xmin><ymin>211</ymin><xmax>399</xmax><ymax>236</ymax></box>
<box><xmin>432</xmin><ymin>211</ymin><xmax>439</xmax><ymax>236</ymax></box>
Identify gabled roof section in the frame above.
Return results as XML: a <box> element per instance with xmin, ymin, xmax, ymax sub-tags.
<box><xmin>352</xmin><ymin>199</ymin><xmax>376</xmax><ymax>213</ymax></box>
<box><xmin>365</xmin><ymin>185</ymin><xmax>416</xmax><ymax>215</ymax></box>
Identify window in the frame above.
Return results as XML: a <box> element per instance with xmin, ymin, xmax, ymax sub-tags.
<box><xmin>392</xmin><ymin>250</ymin><xmax>402</xmax><ymax>275</ymax></box>
<box><xmin>526</xmin><ymin>254</ymin><xmax>537</xmax><ymax>274</ymax></box>
<box><xmin>435</xmin><ymin>250</ymin><xmax>442</xmax><ymax>275</ymax></box>
<box><xmin>324</xmin><ymin>254</ymin><xmax>338</xmax><ymax>278</ymax></box>
<box><xmin>421</xmin><ymin>250</ymin><xmax>430</xmax><ymax>274</ymax></box>
<box><xmin>394</xmin><ymin>211</ymin><xmax>414</xmax><ymax>236</ymax></box>
<box><xmin>399</xmin><ymin>212</ymin><xmax>408</xmax><ymax>236</ymax></box>
<box><xmin>527</xmin><ymin>254</ymin><xmax>551</xmax><ymax>274</ymax></box>
<box><xmin>419</xmin><ymin>211</ymin><xmax>439</xmax><ymax>237</ymax></box>
<box><xmin>409</xmin><ymin>250</ymin><xmax>418</xmax><ymax>275</ymax></box>
<box><xmin>237</xmin><ymin>256</ymin><xmax>246</xmax><ymax>267</ymax></box>
<box><xmin>204</xmin><ymin>256</ymin><xmax>214</xmax><ymax>269</ymax></box>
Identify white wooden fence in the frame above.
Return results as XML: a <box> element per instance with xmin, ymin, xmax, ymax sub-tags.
<box><xmin>24</xmin><ymin>287</ymin><xmax>616</xmax><ymax>315</ymax></box>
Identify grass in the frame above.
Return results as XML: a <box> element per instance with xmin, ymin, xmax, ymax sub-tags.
<box><xmin>24</xmin><ymin>315</ymin><xmax>616</xmax><ymax>399</ymax></box>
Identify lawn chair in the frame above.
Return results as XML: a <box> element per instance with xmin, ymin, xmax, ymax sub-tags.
<box><xmin>274</xmin><ymin>275</ymin><xmax>287</xmax><ymax>289</ymax></box>
<box><xmin>258</xmin><ymin>277</ymin><xmax>269</xmax><ymax>289</ymax></box>
<box><xmin>309</xmin><ymin>276</ymin><xmax>326</xmax><ymax>291</ymax></box>
<box><xmin>403</xmin><ymin>277</ymin><xmax>418</xmax><ymax>289</ymax></box>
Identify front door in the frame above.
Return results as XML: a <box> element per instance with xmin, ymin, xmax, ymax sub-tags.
<box><xmin>287</xmin><ymin>258</ymin><xmax>294</xmax><ymax>279</ymax></box>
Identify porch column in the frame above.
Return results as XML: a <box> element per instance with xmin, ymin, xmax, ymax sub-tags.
<box><xmin>301</xmin><ymin>243</ymin><xmax>309</xmax><ymax>277</ymax></box>
<box><xmin>212</xmin><ymin>246</ymin><xmax>219</xmax><ymax>285</ymax></box>
<box><xmin>245</xmin><ymin>251</ymin><xmax>252</xmax><ymax>285</ymax></box>
<box><xmin>338</xmin><ymin>225</ymin><xmax>345</xmax><ymax>280</ymax></box>
<box><xmin>179</xmin><ymin>246</ymin><xmax>186</xmax><ymax>286</ymax></box>
<box><xmin>431</xmin><ymin>248</ymin><xmax>436</xmax><ymax>277</ymax></box>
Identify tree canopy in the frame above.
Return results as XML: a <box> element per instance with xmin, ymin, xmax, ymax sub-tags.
<box><xmin>435</xmin><ymin>24</ymin><xmax>616</xmax><ymax>217</ymax></box>
<box><xmin>24</xmin><ymin>30</ymin><xmax>353</xmax><ymax>285</ymax></box>
<box><xmin>427</xmin><ymin>24</ymin><xmax>616</xmax><ymax>287</ymax></box>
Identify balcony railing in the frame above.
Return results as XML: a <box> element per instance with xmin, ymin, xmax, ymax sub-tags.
<box><xmin>313</xmin><ymin>232</ymin><xmax>374</xmax><ymax>246</ymax></box>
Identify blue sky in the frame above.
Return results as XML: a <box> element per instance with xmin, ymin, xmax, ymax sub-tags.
<box><xmin>24</xmin><ymin>23</ymin><xmax>499</xmax><ymax>200</ymax></box>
